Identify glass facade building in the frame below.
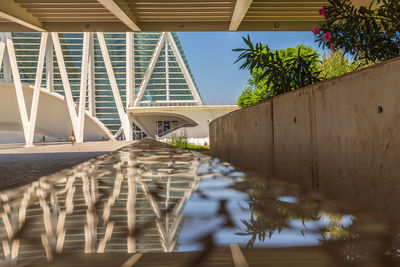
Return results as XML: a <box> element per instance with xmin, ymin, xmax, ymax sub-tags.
<box><xmin>7</xmin><ymin>32</ymin><xmax>202</xmax><ymax>135</ymax></box>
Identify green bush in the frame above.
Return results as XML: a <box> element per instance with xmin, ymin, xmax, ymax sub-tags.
<box><xmin>234</xmin><ymin>36</ymin><xmax>321</xmax><ymax>107</ymax></box>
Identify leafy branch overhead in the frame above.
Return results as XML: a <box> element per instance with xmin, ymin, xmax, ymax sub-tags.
<box><xmin>233</xmin><ymin>35</ymin><xmax>321</xmax><ymax>107</ymax></box>
<box><xmin>314</xmin><ymin>0</ymin><xmax>400</xmax><ymax>64</ymax></box>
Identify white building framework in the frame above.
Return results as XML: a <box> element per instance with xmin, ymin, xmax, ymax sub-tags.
<box><xmin>0</xmin><ymin>32</ymin><xmax>205</xmax><ymax>145</ymax></box>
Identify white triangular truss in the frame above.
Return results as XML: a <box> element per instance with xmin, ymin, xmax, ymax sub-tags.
<box><xmin>133</xmin><ymin>32</ymin><xmax>203</xmax><ymax>107</ymax></box>
<box><xmin>0</xmin><ymin>32</ymin><xmax>137</xmax><ymax>145</ymax></box>
<box><xmin>0</xmin><ymin>31</ymin><xmax>202</xmax><ymax>145</ymax></box>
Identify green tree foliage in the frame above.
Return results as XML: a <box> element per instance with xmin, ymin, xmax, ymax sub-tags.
<box><xmin>319</xmin><ymin>50</ymin><xmax>357</xmax><ymax>79</ymax></box>
<box><xmin>237</xmin><ymin>68</ymin><xmax>271</xmax><ymax>108</ymax></box>
<box><xmin>278</xmin><ymin>45</ymin><xmax>320</xmax><ymax>70</ymax></box>
<box><xmin>314</xmin><ymin>0</ymin><xmax>400</xmax><ymax>64</ymax></box>
<box><xmin>234</xmin><ymin>36</ymin><xmax>320</xmax><ymax>108</ymax></box>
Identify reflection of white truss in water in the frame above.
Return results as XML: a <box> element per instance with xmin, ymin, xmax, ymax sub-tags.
<box><xmin>0</xmin><ymin>32</ymin><xmax>203</xmax><ymax>145</ymax></box>
<box><xmin>0</xmin><ymin>140</ymin><xmax>201</xmax><ymax>265</ymax></box>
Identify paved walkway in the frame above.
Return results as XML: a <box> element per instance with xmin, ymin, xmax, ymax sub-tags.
<box><xmin>0</xmin><ymin>141</ymin><xmax>133</xmax><ymax>191</ymax></box>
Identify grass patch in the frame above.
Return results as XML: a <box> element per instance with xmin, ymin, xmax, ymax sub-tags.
<box><xmin>168</xmin><ymin>133</ymin><xmax>209</xmax><ymax>152</ymax></box>
<box><xmin>171</xmin><ymin>142</ymin><xmax>209</xmax><ymax>152</ymax></box>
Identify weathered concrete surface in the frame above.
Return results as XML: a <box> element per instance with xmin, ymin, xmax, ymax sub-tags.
<box><xmin>272</xmin><ymin>89</ymin><xmax>317</xmax><ymax>189</ymax></box>
<box><xmin>0</xmin><ymin>141</ymin><xmax>132</xmax><ymax>190</ymax></box>
<box><xmin>210</xmin><ymin>56</ymin><xmax>400</xmax><ymax>214</ymax></box>
<box><xmin>210</xmin><ymin>102</ymin><xmax>273</xmax><ymax>175</ymax></box>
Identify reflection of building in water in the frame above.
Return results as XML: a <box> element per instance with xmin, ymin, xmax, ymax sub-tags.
<box><xmin>0</xmin><ymin>140</ymin><xmax>200</xmax><ymax>266</ymax></box>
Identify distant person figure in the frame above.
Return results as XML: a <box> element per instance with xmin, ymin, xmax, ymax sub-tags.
<box><xmin>69</xmin><ymin>130</ymin><xmax>76</xmax><ymax>145</ymax></box>
<box><xmin>40</xmin><ymin>136</ymin><xmax>46</xmax><ymax>143</ymax></box>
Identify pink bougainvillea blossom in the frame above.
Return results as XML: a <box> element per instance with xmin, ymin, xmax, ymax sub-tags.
<box><xmin>330</xmin><ymin>43</ymin><xmax>335</xmax><ymax>51</ymax></box>
<box><xmin>319</xmin><ymin>6</ymin><xmax>327</xmax><ymax>18</ymax></box>
<box><xmin>312</xmin><ymin>25</ymin><xmax>320</xmax><ymax>35</ymax></box>
<box><xmin>324</xmin><ymin>32</ymin><xmax>332</xmax><ymax>42</ymax></box>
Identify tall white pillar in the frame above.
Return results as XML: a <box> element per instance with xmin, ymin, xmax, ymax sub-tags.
<box><xmin>88</xmin><ymin>33</ymin><xmax>96</xmax><ymax>117</ymax></box>
<box><xmin>45</xmin><ymin>35</ymin><xmax>54</xmax><ymax>92</ymax></box>
<box><xmin>126</xmin><ymin>32</ymin><xmax>133</xmax><ymax>108</ymax></box>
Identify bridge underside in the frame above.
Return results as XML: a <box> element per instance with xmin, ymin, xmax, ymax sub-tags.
<box><xmin>0</xmin><ymin>0</ymin><xmax>336</xmax><ymax>32</ymax></box>
<box><xmin>128</xmin><ymin>105</ymin><xmax>238</xmax><ymax>142</ymax></box>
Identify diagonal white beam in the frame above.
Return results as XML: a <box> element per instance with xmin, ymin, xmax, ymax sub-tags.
<box><xmin>166</xmin><ymin>33</ymin><xmax>202</xmax><ymax>105</ymax></box>
<box><xmin>96</xmin><ymin>32</ymin><xmax>132</xmax><ymax>141</ymax></box>
<box><xmin>76</xmin><ymin>32</ymin><xmax>91</xmax><ymax>143</ymax></box>
<box><xmin>88</xmin><ymin>33</ymin><xmax>95</xmax><ymax>116</ymax></box>
<box><xmin>97</xmin><ymin>0</ymin><xmax>141</xmax><ymax>31</ymax></box>
<box><xmin>0</xmin><ymin>36</ymin><xmax>5</xmax><ymax>69</ymax></box>
<box><xmin>51</xmin><ymin>32</ymin><xmax>79</xmax><ymax>134</ymax></box>
<box><xmin>134</xmin><ymin>32</ymin><xmax>166</xmax><ymax>107</ymax></box>
<box><xmin>165</xmin><ymin>39</ymin><xmax>169</xmax><ymax>102</ymax></box>
<box><xmin>229</xmin><ymin>0</ymin><xmax>253</xmax><ymax>31</ymax></box>
<box><xmin>113</xmin><ymin>127</ymin><xmax>123</xmax><ymax>139</ymax></box>
<box><xmin>3</xmin><ymin>32</ymin><xmax>48</xmax><ymax>146</ymax></box>
<box><xmin>45</xmin><ymin>36</ymin><xmax>53</xmax><ymax>92</ymax></box>
<box><xmin>4</xmin><ymin>32</ymin><xmax>29</xmax><ymax>140</ymax></box>
<box><xmin>0</xmin><ymin>35</ymin><xmax>11</xmax><ymax>82</ymax></box>
<box><xmin>26</xmin><ymin>32</ymin><xmax>48</xmax><ymax>146</ymax></box>
<box><xmin>0</xmin><ymin>1</ymin><xmax>45</xmax><ymax>32</ymax></box>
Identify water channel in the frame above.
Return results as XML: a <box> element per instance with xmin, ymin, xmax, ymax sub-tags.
<box><xmin>0</xmin><ymin>139</ymin><xmax>398</xmax><ymax>266</ymax></box>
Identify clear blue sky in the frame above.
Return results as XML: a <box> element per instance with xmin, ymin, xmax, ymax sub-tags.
<box><xmin>178</xmin><ymin>32</ymin><xmax>328</xmax><ymax>104</ymax></box>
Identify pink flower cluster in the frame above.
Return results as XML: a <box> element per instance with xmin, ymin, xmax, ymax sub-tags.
<box><xmin>319</xmin><ymin>6</ymin><xmax>327</xmax><ymax>18</ymax></box>
<box><xmin>324</xmin><ymin>32</ymin><xmax>332</xmax><ymax>42</ymax></box>
<box><xmin>312</xmin><ymin>6</ymin><xmax>335</xmax><ymax>50</ymax></box>
<box><xmin>312</xmin><ymin>25</ymin><xmax>320</xmax><ymax>35</ymax></box>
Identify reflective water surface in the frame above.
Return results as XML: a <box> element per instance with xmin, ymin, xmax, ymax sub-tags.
<box><xmin>0</xmin><ymin>139</ymin><xmax>398</xmax><ymax>266</ymax></box>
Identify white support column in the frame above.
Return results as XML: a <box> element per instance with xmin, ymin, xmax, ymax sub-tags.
<box><xmin>26</xmin><ymin>32</ymin><xmax>48</xmax><ymax>146</ymax></box>
<box><xmin>45</xmin><ymin>35</ymin><xmax>53</xmax><ymax>92</ymax></box>
<box><xmin>166</xmin><ymin>33</ymin><xmax>203</xmax><ymax>105</ymax></box>
<box><xmin>0</xmin><ymin>37</ymin><xmax>6</xmax><ymax>80</ymax></box>
<box><xmin>2</xmin><ymin>32</ymin><xmax>48</xmax><ymax>146</ymax></box>
<box><xmin>132</xmin><ymin>33</ymin><xmax>135</xmax><ymax>103</ymax></box>
<box><xmin>75</xmin><ymin>32</ymin><xmax>91</xmax><ymax>143</ymax></box>
<box><xmin>51</xmin><ymin>32</ymin><xmax>79</xmax><ymax>135</ymax></box>
<box><xmin>2</xmin><ymin>44</ymin><xmax>11</xmax><ymax>82</ymax></box>
<box><xmin>134</xmin><ymin>32</ymin><xmax>166</xmax><ymax>107</ymax></box>
<box><xmin>88</xmin><ymin>33</ymin><xmax>95</xmax><ymax>117</ymax></box>
<box><xmin>126</xmin><ymin>32</ymin><xmax>133</xmax><ymax>108</ymax></box>
<box><xmin>4</xmin><ymin>33</ymin><xmax>29</xmax><ymax>141</ymax></box>
<box><xmin>96</xmin><ymin>32</ymin><xmax>132</xmax><ymax>141</ymax></box>
<box><xmin>165</xmin><ymin>39</ymin><xmax>169</xmax><ymax>102</ymax></box>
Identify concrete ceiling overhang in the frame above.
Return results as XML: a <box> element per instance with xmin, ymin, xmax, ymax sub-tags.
<box><xmin>0</xmin><ymin>0</ymin><xmax>338</xmax><ymax>32</ymax></box>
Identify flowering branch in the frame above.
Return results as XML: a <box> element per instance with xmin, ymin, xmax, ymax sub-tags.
<box><xmin>313</xmin><ymin>0</ymin><xmax>400</xmax><ymax>64</ymax></box>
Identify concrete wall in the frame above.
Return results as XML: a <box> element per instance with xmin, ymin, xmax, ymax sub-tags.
<box><xmin>210</xmin><ymin>57</ymin><xmax>400</xmax><ymax>215</ymax></box>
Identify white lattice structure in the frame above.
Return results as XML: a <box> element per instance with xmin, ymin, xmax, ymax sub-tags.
<box><xmin>0</xmin><ymin>32</ymin><xmax>236</xmax><ymax>145</ymax></box>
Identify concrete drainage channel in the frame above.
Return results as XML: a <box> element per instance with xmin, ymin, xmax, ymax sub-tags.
<box><xmin>0</xmin><ymin>139</ymin><xmax>398</xmax><ymax>266</ymax></box>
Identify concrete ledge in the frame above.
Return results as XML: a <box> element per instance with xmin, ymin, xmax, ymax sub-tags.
<box><xmin>210</xmin><ymin>56</ymin><xmax>400</xmax><ymax>215</ymax></box>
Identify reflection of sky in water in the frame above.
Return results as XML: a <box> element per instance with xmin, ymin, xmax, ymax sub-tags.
<box><xmin>179</xmin><ymin>175</ymin><xmax>356</xmax><ymax>251</ymax></box>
